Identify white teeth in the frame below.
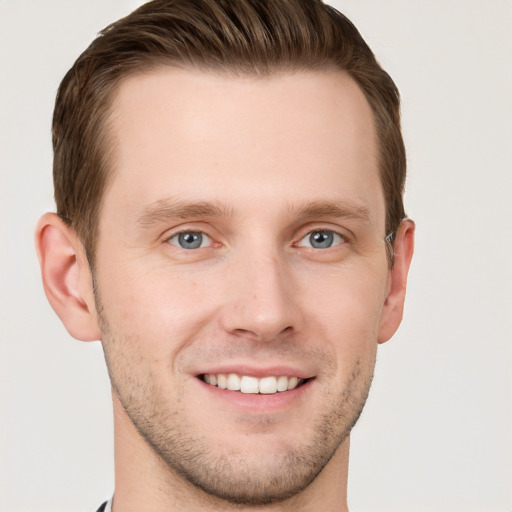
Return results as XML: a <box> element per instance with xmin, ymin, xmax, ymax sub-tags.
<box><xmin>217</xmin><ymin>374</ymin><xmax>227</xmax><ymax>389</ymax></box>
<box><xmin>240</xmin><ymin>376</ymin><xmax>259</xmax><ymax>394</ymax></box>
<box><xmin>202</xmin><ymin>373</ymin><xmax>305</xmax><ymax>394</ymax></box>
<box><xmin>288</xmin><ymin>377</ymin><xmax>299</xmax><ymax>390</ymax></box>
<box><xmin>259</xmin><ymin>376</ymin><xmax>277</xmax><ymax>394</ymax></box>
<box><xmin>276</xmin><ymin>375</ymin><xmax>288</xmax><ymax>392</ymax></box>
<box><xmin>227</xmin><ymin>373</ymin><xmax>241</xmax><ymax>391</ymax></box>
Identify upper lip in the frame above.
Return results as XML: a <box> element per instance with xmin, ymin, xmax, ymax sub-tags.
<box><xmin>195</xmin><ymin>364</ymin><xmax>314</xmax><ymax>379</ymax></box>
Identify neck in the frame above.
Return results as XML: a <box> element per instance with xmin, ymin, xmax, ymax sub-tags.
<box><xmin>111</xmin><ymin>394</ymin><xmax>350</xmax><ymax>512</ymax></box>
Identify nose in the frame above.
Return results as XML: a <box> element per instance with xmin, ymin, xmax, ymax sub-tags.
<box><xmin>219</xmin><ymin>250</ymin><xmax>301</xmax><ymax>342</ymax></box>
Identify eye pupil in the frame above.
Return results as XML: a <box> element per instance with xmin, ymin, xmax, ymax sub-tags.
<box><xmin>178</xmin><ymin>232</ymin><xmax>202</xmax><ymax>249</ymax></box>
<box><xmin>310</xmin><ymin>231</ymin><xmax>334</xmax><ymax>249</ymax></box>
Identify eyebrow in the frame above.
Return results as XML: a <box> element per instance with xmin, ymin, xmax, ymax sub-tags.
<box><xmin>137</xmin><ymin>197</ymin><xmax>372</xmax><ymax>228</ymax></box>
<box><xmin>290</xmin><ymin>200</ymin><xmax>372</xmax><ymax>223</ymax></box>
<box><xmin>137</xmin><ymin>198</ymin><xmax>234</xmax><ymax>227</ymax></box>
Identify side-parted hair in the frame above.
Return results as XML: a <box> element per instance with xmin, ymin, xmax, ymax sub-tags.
<box><xmin>53</xmin><ymin>0</ymin><xmax>406</xmax><ymax>266</ymax></box>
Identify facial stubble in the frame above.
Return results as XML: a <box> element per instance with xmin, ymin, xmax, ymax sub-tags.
<box><xmin>95</xmin><ymin>289</ymin><xmax>376</xmax><ymax>506</ymax></box>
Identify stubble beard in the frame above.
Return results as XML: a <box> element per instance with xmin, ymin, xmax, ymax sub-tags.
<box><xmin>96</xmin><ymin>299</ymin><xmax>376</xmax><ymax>506</ymax></box>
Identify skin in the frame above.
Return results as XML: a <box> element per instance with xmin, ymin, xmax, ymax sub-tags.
<box><xmin>36</xmin><ymin>69</ymin><xmax>414</xmax><ymax>511</ymax></box>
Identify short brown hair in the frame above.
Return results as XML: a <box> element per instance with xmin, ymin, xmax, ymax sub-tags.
<box><xmin>53</xmin><ymin>0</ymin><xmax>406</xmax><ymax>265</ymax></box>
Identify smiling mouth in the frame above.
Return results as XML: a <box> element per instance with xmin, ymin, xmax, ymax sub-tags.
<box><xmin>200</xmin><ymin>373</ymin><xmax>309</xmax><ymax>395</ymax></box>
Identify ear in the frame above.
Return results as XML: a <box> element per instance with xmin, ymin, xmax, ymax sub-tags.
<box><xmin>378</xmin><ymin>219</ymin><xmax>415</xmax><ymax>344</ymax></box>
<box><xmin>35</xmin><ymin>212</ymin><xmax>101</xmax><ymax>341</ymax></box>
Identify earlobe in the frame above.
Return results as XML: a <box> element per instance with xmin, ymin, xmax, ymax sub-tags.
<box><xmin>378</xmin><ymin>219</ymin><xmax>415</xmax><ymax>344</ymax></box>
<box><xmin>35</xmin><ymin>213</ymin><xmax>101</xmax><ymax>341</ymax></box>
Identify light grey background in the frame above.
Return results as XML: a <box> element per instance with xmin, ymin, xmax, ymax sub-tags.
<box><xmin>1</xmin><ymin>1</ymin><xmax>511</xmax><ymax>511</ymax></box>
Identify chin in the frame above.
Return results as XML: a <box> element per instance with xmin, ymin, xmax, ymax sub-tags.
<box><xmin>156</xmin><ymin>434</ymin><xmax>340</xmax><ymax>506</ymax></box>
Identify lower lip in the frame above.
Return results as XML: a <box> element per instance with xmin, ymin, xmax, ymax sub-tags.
<box><xmin>197</xmin><ymin>378</ymin><xmax>314</xmax><ymax>413</ymax></box>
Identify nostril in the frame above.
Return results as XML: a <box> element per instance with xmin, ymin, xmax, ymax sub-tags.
<box><xmin>230</xmin><ymin>324</ymin><xmax>294</xmax><ymax>343</ymax></box>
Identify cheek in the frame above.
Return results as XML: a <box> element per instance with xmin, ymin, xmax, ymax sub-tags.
<box><xmin>96</xmin><ymin>249</ymin><xmax>389</xmax><ymax>366</ymax></box>
<box><xmin>302</xmin><ymin>263</ymin><xmax>388</xmax><ymax>355</ymax></box>
<box><xmin>96</xmin><ymin>260</ymin><xmax>219</xmax><ymax>354</ymax></box>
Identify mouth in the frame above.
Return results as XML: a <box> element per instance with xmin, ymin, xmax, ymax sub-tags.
<box><xmin>199</xmin><ymin>373</ymin><xmax>309</xmax><ymax>395</ymax></box>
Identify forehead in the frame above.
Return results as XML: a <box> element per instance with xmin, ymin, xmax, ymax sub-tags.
<box><xmin>104</xmin><ymin>68</ymin><xmax>382</xmax><ymax>225</ymax></box>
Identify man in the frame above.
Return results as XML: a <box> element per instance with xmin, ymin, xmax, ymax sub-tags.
<box><xmin>35</xmin><ymin>0</ymin><xmax>414</xmax><ymax>510</ymax></box>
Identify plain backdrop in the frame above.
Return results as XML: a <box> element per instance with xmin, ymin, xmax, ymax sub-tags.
<box><xmin>1</xmin><ymin>1</ymin><xmax>511</xmax><ymax>511</ymax></box>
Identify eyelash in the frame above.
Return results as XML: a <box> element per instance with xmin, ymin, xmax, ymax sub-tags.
<box><xmin>294</xmin><ymin>229</ymin><xmax>346</xmax><ymax>249</ymax></box>
<box><xmin>166</xmin><ymin>231</ymin><xmax>215</xmax><ymax>250</ymax></box>
<box><xmin>165</xmin><ymin>227</ymin><xmax>348</xmax><ymax>251</ymax></box>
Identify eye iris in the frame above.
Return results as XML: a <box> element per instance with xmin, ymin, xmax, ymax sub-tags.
<box><xmin>310</xmin><ymin>231</ymin><xmax>334</xmax><ymax>248</ymax></box>
<box><xmin>178</xmin><ymin>232</ymin><xmax>202</xmax><ymax>249</ymax></box>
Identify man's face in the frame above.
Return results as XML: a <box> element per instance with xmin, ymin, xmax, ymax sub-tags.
<box><xmin>94</xmin><ymin>69</ymin><xmax>391</xmax><ymax>504</ymax></box>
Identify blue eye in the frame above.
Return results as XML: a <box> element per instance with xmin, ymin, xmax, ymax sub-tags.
<box><xmin>168</xmin><ymin>231</ymin><xmax>211</xmax><ymax>249</ymax></box>
<box><xmin>299</xmin><ymin>230</ymin><xmax>344</xmax><ymax>249</ymax></box>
